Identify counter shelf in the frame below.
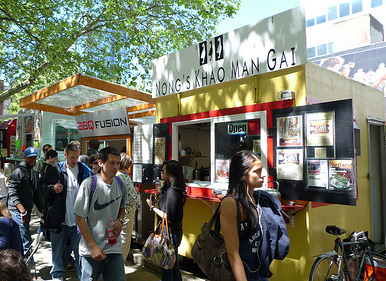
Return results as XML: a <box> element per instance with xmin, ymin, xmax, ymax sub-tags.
<box><xmin>144</xmin><ymin>189</ymin><xmax>308</xmax><ymax>221</ymax></box>
<box><xmin>144</xmin><ymin>188</ymin><xmax>221</xmax><ymax>212</ymax></box>
<box><xmin>280</xmin><ymin>201</ymin><xmax>308</xmax><ymax>228</ymax></box>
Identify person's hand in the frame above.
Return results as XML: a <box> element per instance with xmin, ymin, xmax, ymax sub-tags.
<box><xmin>53</xmin><ymin>180</ymin><xmax>63</xmax><ymax>193</ymax></box>
<box><xmin>90</xmin><ymin>244</ymin><xmax>106</xmax><ymax>261</ymax></box>
<box><xmin>146</xmin><ymin>195</ymin><xmax>153</xmax><ymax>208</ymax></box>
<box><xmin>113</xmin><ymin>220</ymin><xmax>123</xmax><ymax>236</ymax></box>
<box><xmin>21</xmin><ymin>212</ymin><xmax>30</xmax><ymax>225</ymax></box>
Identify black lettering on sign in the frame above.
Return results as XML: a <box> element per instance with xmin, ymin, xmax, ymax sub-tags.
<box><xmin>215</xmin><ymin>35</ymin><xmax>224</xmax><ymax>61</ymax></box>
<box><xmin>267</xmin><ymin>48</ymin><xmax>276</xmax><ymax>71</ymax></box>
<box><xmin>228</xmin><ymin>123</ymin><xmax>247</xmax><ymax>134</ymax></box>
<box><xmin>199</xmin><ymin>41</ymin><xmax>207</xmax><ymax>66</ymax></box>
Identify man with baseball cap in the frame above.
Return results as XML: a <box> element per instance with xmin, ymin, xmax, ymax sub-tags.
<box><xmin>7</xmin><ymin>147</ymin><xmax>45</xmax><ymax>258</ymax></box>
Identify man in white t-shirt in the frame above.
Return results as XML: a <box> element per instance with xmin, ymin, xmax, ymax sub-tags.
<box><xmin>73</xmin><ymin>147</ymin><xmax>128</xmax><ymax>281</ymax></box>
<box><xmin>41</xmin><ymin>143</ymin><xmax>92</xmax><ymax>281</ymax></box>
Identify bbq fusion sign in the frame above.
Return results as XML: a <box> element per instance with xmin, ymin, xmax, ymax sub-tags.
<box><xmin>152</xmin><ymin>7</ymin><xmax>306</xmax><ymax>98</ymax></box>
<box><xmin>75</xmin><ymin>107</ymin><xmax>129</xmax><ymax>137</ymax></box>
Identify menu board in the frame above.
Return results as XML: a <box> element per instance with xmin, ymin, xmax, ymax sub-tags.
<box><xmin>277</xmin><ymin>149</ymin><xmax>303</xmax><ymax>180</ymax></box>
<box><xmin>132</xmin><ymin>164</ymin><xmax>143</xmax><ymax>183</ymax></box>
<box><xmin>133</xmin><ymin>124</ymin><xmax>153</xmax><ymax>164</ymax></box>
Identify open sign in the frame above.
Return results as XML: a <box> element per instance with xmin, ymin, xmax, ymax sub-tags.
<box><xmin>228</xmin><ymin>122</ymin><xmax>248</xmax><ymax>135</ymax></box>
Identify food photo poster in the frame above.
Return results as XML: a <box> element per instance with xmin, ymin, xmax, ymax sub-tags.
<box><xmin>328</xmin><ymin>159</ymin><xmax>354</xmax><ymax>191</ymax></box>
<box><xmin>215</xmin><ymin>159</ymin><xmax>230</xmax><ymax>183</ymax></box>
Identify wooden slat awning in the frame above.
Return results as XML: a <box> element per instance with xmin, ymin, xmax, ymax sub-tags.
<box><xmin>19</xmin><ymin>73</ymin><xmax>156</xmax><ymax>118</ymax></box>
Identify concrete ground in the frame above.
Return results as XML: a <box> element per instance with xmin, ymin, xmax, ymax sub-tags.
<box><xmin>28</xmin><ymin>212</ymin><xmax>207</xmax><ymax>281</ymax></box>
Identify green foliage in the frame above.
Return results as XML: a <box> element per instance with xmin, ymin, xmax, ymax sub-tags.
<box><xmin>0</xmin><ymin>0</ymin><xmax>240</xmax><ymax>113</ymax></box>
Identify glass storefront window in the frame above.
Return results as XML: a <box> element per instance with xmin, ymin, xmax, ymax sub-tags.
<box><xmin>214</xmin><ymin>119</ymin><xmax>261</xmax><ymax>183</ymax></box>
<box><xmin>171</xmin><ymin>111</ymin><xmax>267</xmax><ymax>186</ymax></box>
<box><xmin>54</xmin><ymin>120</ymin><xmax>79</xmax><ymax>151</ymax></box>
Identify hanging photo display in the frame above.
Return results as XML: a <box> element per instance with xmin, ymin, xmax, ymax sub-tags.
<box><xmin>328</xmin><ymin>160</ymin><xmax>354</xmax><ymax>191</ymax></box>
<box><xmin>307</xmin><ymin>160</ymin><xmax>329</xmax><ymax>188</ymax></box>
<box><xmin>277</xmin><ymin>149</ymin><xmax>303</xmax><ymax>180</ymax></box>
<box><xmin>273</xmin><ymin>99</ymin><xmax>355</xmax><ymax>205</ymax></box>
<box><xmin>306</xmin><ymin>111</ymin><xmax>335</xmax><ymax>147</ymax></box>
<box><xmin>277</xmin><ymin>115</ymin><xmax>303</xmax><ymax>147</ymax></box>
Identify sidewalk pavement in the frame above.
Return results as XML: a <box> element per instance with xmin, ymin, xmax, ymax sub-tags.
<box><xmin>29</xmin><ymin>211</ymin><xmax>207</xmax><ymax>281</ymax></box>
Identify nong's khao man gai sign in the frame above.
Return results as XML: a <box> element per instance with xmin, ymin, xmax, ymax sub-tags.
<box><xmin>75</xmin><ymin>107</ymin><xmax>130</xmax><ymax>138</ymax></box>
<box><xmin>152</xmin><ymin>6</ymin><xmax>306</xmax><ymax>98</ymax></box>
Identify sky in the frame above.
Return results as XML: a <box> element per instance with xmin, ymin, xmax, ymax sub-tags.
<box><xmin>216</xmin><ymin>0</ymin><xmax>302</xmax><ymax>36</ymax></box>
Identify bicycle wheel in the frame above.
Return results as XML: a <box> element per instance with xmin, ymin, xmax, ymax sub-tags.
<box><xmin>310</xmin><ymin>256</ymin><xmax>346</xmax><ymax>281</ymax></box>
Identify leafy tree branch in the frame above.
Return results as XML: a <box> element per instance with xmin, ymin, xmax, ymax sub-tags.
<box><xmin>0</xmin><ymin>0</ymin><xmax>240</xmax><ymax>112</ymax></box>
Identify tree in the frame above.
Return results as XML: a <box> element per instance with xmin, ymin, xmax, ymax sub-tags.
<box><xmin>0</xmin><ymin>0</ymin><xmax>240</xmax><ymax>111</ymax></box>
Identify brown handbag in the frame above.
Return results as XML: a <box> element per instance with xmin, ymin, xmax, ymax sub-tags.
<box><xmin>191</xmin><ymin>199</ymin><xmax>240</xmax><ymax>281</ymax></box>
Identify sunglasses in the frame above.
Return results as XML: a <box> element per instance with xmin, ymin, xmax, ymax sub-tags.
<box><xmin>92</xmin><ymin>161</ymin><xmax>99</xmax><ymax>165</ymax></box>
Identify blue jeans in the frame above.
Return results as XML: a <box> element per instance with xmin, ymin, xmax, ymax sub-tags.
<box><xmin>50</xmin><ymin>225</ymin><xmax>81</xmax><ymax>279</ymax></box>
<box><xmin>80</xmin><ymin>254</ymin><xmax>126</xmax><ymax>281</ymax></box>
<box><xmin>161</xmin><ymin>229</ymin><xmax>183</xmax><ymax>281</ymax></box>
<box><xmin>10</xmin><ymin>210</ymin><xmax>32</xmax><ymax>257</ymax></box>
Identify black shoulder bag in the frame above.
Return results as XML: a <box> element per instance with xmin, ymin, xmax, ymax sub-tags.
<box><xmin>191</xmin><ymin>196</ymin><xmax>240</xmax><ymax>281</ymax></box>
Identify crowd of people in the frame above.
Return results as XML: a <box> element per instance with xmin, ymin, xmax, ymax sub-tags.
<box><xmin>0</xmin><ymin>139</ymin><xmax>289</xmax><ymax>281</ymax></box>
<box><xmin>0</xmin><ymin>139</ymin><xmax>140</xmax><ymax>281</ymax></box>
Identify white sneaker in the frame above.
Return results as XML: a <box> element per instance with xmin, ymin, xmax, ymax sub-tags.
<box><xmin>51</xmin><ymin>277</ymin><xmax>63</xmax><ymax>281</ymax></box>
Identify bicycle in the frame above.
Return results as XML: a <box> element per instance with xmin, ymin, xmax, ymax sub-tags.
<box><xmin>309</xmin><ymin>225</ymin><xmax>386</xmax><ymax>281</ymax></box>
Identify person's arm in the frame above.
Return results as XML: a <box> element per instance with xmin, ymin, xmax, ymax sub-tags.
<box><xmin>146</xmin><ymin>194</ymin><xmax>166</xmax><ymax>218</ymax></box>
<box><xmin>8</xmin><ymin>171</ymin><xmax>29</xmax><ymax>224</ymax></box>
<box><xmin>164</xmin><ymin>189</ymin><xmax>179</xmax><ymax>223</ymax></box>
<box><xmin>40</xmin><ymin>164</ymin><xmax>62</xmax><ymax>200</ymax></box>
<box><xmin>76</xmin><ymin>215</ymin><xmax>106</xmax><ymax>261</ymax></box>
<box><xmin>220</xmin><ymin>197</ymin><xmax>248</xmax><ymax>281</ymax></box>
<box><xmin>113</xmin><ymin>207</ymin><xmax>125</xmax><ymax>236</ymax></box>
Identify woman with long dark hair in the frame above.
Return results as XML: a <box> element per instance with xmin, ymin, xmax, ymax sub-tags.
<box><xmin>146</xmin><ymin>160</ymin><xmax>186</xmax><ymax>281</ymax></box>
<box><xmin>220</xmin><ymin>150</ymin><xmax>289</xmax><ymax>281</ymax></box>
